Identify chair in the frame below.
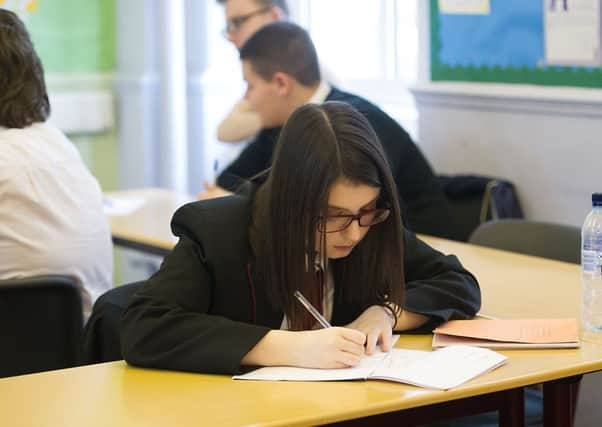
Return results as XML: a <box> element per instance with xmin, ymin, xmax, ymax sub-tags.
<box><xmin>438</xmin><ymin>174</ymin><xmax>523</xmax><ymax>242</ymax></box>
<box><xmin>83</xmin><ymin>281</ymin><xmax>143</xmax><ymax>363</ymax></box>
<box><xmin>0</xmin><ymin>275</ymin><xmax>83</xmax><ymax>378</ymax></box>
<box><xmin>468</xmin><ymin>219</ymin><xmax>580</xmax><ymax>264</ymax></box>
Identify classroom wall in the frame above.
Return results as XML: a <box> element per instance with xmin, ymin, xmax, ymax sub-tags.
<box><xmin>414</xmin><ymin>3</ymin><xmax>602</xmax><ymax>227</ymax></box>
<box><xmin>413</xmin><ymin>83</ymin><xmax>602</xmax><ymax>227</ymax></box>
<box><xmin>24</xmin><ymin>0</ymin><xmax>118</xmax><ymax>190</ymax></box>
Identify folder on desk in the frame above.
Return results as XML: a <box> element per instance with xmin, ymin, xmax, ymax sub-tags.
<box><xmin>432</xmin><ymin>318</ymin><xmax>579</xmax><ymax>349</ymax></box>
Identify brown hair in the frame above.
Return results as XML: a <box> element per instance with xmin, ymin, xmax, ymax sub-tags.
<box><xmin>252</xmin><ymin>101</ymin><xmax>405</xmax><ymax>330</ymax></box>
<box><xmin>0</xmin><ymin>9</ymin><xmax>50</xmax><ymax>128</ymax></box>
<box><xmin>239</xmin><ymin>21</ymin><xmax>320</xmax><ymax>86</ymax></box>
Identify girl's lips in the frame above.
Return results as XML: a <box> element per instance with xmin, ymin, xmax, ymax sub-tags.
<box><xmin>334</xmin><ymin>245</ymin><xmax>354</xmax><ymax>251</ymax></box>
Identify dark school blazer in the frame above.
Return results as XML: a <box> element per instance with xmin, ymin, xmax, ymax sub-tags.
<box><xmin>121</xmin><ymin>193</ymin><xmax>481</xmax><ymax>375</ymax></box>
<box><xmin>216</xmin><ymin>87</ymin><xmax>455</xmax><ymax>238</ymax></box>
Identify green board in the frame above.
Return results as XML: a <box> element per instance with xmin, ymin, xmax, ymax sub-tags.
<box><xmin>430</xmin><ymin>0</ymin><xmax>602</xmax><ymax>88</ymax></box>
<box><xmin>0</xmin><ymin>0</ymin><xmax>118</xmax><ymax>189</ymax></box>
<box><xmin>23</xmin><ymin>0</ymin><xmax>116</xmax><ymax>73</ymax></box>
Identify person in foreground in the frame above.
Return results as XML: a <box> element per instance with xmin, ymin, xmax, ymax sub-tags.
<box><xmin>0</xmin><ymin>9</ymin><xmax>113</xmax><ymax>318</ymax></box>
<box><xmin>121</xmin><ymin>102</ymin><xmax>480</xmax><ymax>374</ymax></box>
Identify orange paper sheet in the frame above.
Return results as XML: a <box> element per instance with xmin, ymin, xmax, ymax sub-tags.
<box><xmin>433</xmin><ymin>318</ymin><xmax>578</xmax><ymax>344</ymax></box>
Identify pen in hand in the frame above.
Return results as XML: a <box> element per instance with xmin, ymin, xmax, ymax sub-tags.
<box><xmin>213</xmin><ymin>159</ymin><xmax>219</xmax><ymax>182</ymax></box>
<box><xmin>294</xmin><ymin>290</ymin><xmax>331</xmax><ymax>329</ymax></box>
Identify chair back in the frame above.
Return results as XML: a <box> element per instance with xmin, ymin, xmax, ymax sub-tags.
<box><xmin>438</xmin><ymin>174</ymin><xmax>523</xmax><ymax>241</ymax></box>
<box><xmin>469</xmin><ymin>219</ymin><xmax>580</xmax><ymax>264</ymax></box>
<box><xmin>83</xmin><ymin>281</ymin><xmax>144</xmax><ymax>363</ymax></box>
<box><xmin>0</xmin><ymin>275</ymin><xmax>83</xmax><ymax>377</ymax></box>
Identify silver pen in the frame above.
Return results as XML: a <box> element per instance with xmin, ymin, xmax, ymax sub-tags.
<box><xmin>294</xmin><ymin>290</ymin><xmax>332</xmax><ymax>329</ymax></box>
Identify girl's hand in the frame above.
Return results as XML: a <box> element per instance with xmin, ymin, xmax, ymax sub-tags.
<box><xmin>289</xmin><ymin>327</ymin><xmax>366</xmax><ymax>369</ymax></box>
<box><xmin>345</xmin><ymin>305</ymin><xmax>395</xmax><ymax>355</ymax></box>
<box><xmin>241</xmin><ymin>328</ymin><xmax>365</xmax><ymax>369</ymax></box>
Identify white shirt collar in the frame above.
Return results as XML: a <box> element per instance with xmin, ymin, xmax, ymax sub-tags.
<box><xmin>307</xmin><ymin>81</ymin><xmax>332</xmax><ymax>105</ymax></box>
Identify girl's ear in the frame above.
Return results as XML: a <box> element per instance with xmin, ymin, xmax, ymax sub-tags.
<box><xmin>272</xmin><ymin>72</ymin><xmax>292</xmax><ymax>96</ymax></box>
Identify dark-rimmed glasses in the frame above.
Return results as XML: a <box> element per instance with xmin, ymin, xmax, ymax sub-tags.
<box><xmin>222</xmin><ymin>6</ymin><xmax>271</xmax><ymax>36</ymax></box>
<box><xmin>318</xmin><ymin>208</ymin><xmax>391</xmax><ymax>233</ymax></box>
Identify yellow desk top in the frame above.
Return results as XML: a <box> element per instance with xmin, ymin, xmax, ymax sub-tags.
<box><xmin>1</xmin><ymin>334</ymin><xmax>601</xmax><ymax>427</ymax></box>
<box><xmin>44</xmin><ymin>188</ymin><xmax>591</xmax><ymax>426</ymax></box>
<box><xmin>106</xmin><ymin>188</ymin><xmax>192</xmax><ymax>252</ymax></box>
<box><xmin>420</xmin><ymin>235</ymin><xmax>581</xmax><ymax>321</ymax></box>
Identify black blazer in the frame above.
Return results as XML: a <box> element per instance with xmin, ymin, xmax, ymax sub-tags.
<box><xmin>121</xmin><ymin>193</ymin><xmax>480</xmax><ymax>375</ymax></box>
<box><xmin>216</xmin><ymin>87</ymin><xmax>454</xmax><ymax>238</ymax></box>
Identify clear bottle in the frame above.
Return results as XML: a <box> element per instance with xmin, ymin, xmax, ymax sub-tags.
<box><xmin>581</xmin><ymin>193</ymin><xmax>602</xmax><ymax>342</ymax></box>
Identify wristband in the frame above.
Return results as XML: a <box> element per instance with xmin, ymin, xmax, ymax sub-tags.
<box><xmin>380</xmin><ymin>303</ymin><xmax>398</xmax><ymax>330</ymax></box>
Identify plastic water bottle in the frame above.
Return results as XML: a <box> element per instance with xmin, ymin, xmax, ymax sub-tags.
<box><xmin>581</xmin><ymin>193</ymin><xmax>602</xmax><ymax>342</ymax></box>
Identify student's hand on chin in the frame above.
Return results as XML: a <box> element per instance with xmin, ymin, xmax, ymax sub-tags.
<box><xmin>345</xmin><ymin>306</ymin><xmax>394</xmax><ymax>355</ymax></box>
<box><xmin>292</xmin><ymin>327</ymin><xmax>366</xmax><ymax>369</ymax></box>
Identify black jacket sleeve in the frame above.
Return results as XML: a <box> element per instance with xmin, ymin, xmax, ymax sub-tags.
<box><xmin>120</xmin><ymin>204</ymin><xmax>271</xmax><ymax>375</ymax></box>
<box><xmin>402</xmin><ymin>230</ymin><xmax>481</xmax><ymax>333</ymax></box>
<box><xmin>216</xmin><ymin>128</ymin><xmax>279</xmax><ymax>191</ymax></box>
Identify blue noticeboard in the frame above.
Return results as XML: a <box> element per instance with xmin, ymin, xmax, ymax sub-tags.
<box><xmin>430</xmin><ymin>0</ymin><xmax>602</xmax><ymax>87</ymax></box>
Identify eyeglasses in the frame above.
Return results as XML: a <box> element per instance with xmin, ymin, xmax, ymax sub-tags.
<box><xmin>222</xmin><ymin>6</ymin><xmax>271</xmax><ymax>36</ymax></box>
<box><xmin>318</xmin><ymin>208</ymin><xmax>391</xmax><ymax>233</ymax></box>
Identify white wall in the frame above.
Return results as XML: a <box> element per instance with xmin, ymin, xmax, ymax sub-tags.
<box><xmin>412</xmin><ymin>82</ymin><xmax>602</xmax><ymax>227</ymax></box>
<box><xmin>414</xmin><ymin>3</ymin><xmax>602</xmax><ymax>228</ymax></box>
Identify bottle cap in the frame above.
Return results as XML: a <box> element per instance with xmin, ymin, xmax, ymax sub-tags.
<box><xmin>593</xmin><ymin>193</ymin><xmax>602</xmax><ymax>206</ymax></box>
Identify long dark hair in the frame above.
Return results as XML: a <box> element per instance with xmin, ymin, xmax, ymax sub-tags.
<box><xmin>252</xmin><ymin>101</ymin><xmax>405</xmax><ymax>330</ymax></box>
<box><xmin>0</xmin><ymin>9</ymin><xmax>50</xmax><ymax>128</ymax></box>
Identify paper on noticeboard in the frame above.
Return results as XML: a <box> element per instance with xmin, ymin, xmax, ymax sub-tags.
<box><xmin>544</xmin><ymin>0</ymin><xmax>602</xmax><ymax>66</ymax></box>
<box><xmin>438</xmin><ymin>0</ymin><xmax>490</xmax><ymax>15</ymax></box>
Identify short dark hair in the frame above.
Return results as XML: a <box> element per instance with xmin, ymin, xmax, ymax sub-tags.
<box><xmin>216</xmin><ymin>0</ymin><xmax>289</xmax><ymax>16</ymax></box>
<box><xmin>252</xmin><ymin>101</ymin><xmax>405</xmax><ymax>330</ymax></box>
<box><xmin>239</xmin><ymin>21</ymin><xmax>320</xmax><ymax>86</ymax></box>
<box><xmin>0</xmin><ymin>9</ymin><xmax>50</xmax><ymax>128</ymax></box>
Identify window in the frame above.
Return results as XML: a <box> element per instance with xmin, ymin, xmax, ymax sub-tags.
<box><xmin>201</xmin><ymin>3</ymin><xmax>249</xmax><ymax>179</ymax></box>
<box><xmin>297</xmin><ymin>0</ymin><xmax>419</xmax><ymax>139</ymax></box>
<box><xmin>302</xmin><ymin>0</ymin><xmax>390</xmax><ymax>80</ymax></box>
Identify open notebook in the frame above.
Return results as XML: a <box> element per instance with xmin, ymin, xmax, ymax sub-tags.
<box><xmin>432</xmin><ymin>318</ymin><xmax>580</xmax><ymax>349</ymax></box>
<box><xmin>234</xmin><ymin>345</ymin><xmax>507</xmax><ymax>390</ymax></box>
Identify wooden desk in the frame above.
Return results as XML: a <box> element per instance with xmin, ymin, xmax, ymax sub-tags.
<box><xmin>1</xmin><ymin>245</ymin><xmax>596</xmax><ymax>426</ymax></box>
<box><xmin>31</xmin><ymin>190</ymin><xmax>592</xmax><ymax>426</ymax></box>
<box><xmin>420</xmin><ymin>235</ymin><xmax>582</xmax><ymax>321</ymax></box>
<box><xmin>0</xmin><ymin>332</ymin><xmax>598</xmax><ymax>427</ymax></box>
<box><xmin>106</xmin><ymin>188</ymin><xmax>192</xmax><ymax>256</ymax></box>
<box><xmin>419</xmin><ymin>237</ymin><xmax>587</xmax><ymax>427</ymax></box>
